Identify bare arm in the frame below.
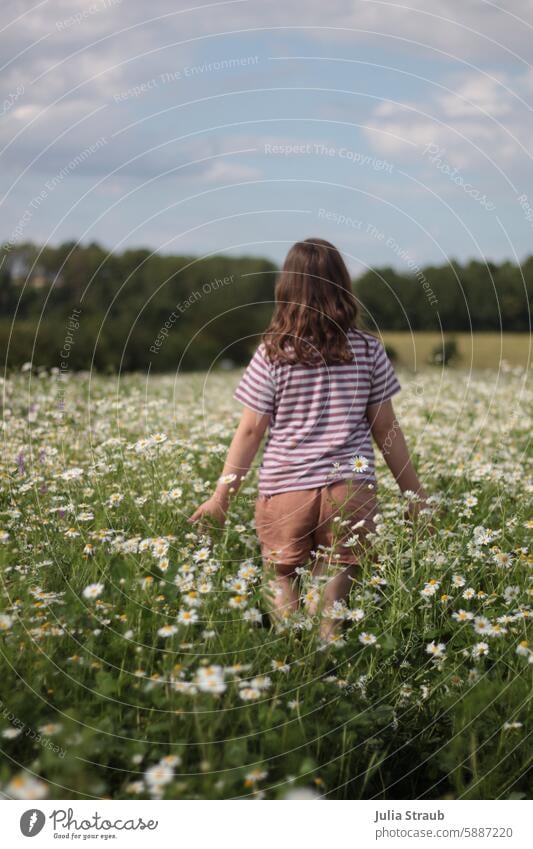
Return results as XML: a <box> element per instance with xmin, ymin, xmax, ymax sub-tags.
<box><xmin>367</xmin><ymin>399</ymin><xmax>428</xmax><ymax>512</ymax></box>
<box><xmin>188</xmin><ymin>406</ymin><xmax>270</xmax><ymax>524</ymax></box>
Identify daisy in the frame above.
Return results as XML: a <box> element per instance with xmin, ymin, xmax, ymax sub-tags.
<box><xmin>228</xmin><ymin>595</ymin><xmax>248</xmax><ymax>609</ymax></box>
<box><xmin>144</xmin><ymin>762</ymin><xmax>173</xmax><ymax>789</ymax></box>
<box><xmin>351</xmin><ymin>455</ymin><xmax>370</xmax><ymax>474</ymax></box>
<box><xmin>82</xmin><ymin>583</ymin><xmax>104</xmax><ymax>600</ymax></box>
<box><xmin>157</xmin><ymin>625</ymin><xmax>178</xmax><ymax>638</ymax></box>
<box><xmin>359</xmin><ymin>632</ymin><xmax>377</xmax><ymax>646</ymax></box>
<box><xmin>452</xmin><ymin>609</ymin><xmax>474</xmax><ymax>622</ymax></box>
<box><xmin>126</xmin><ymin>781</ymin><xmax>144</xmax><ymax>794</ymax></box>
<box><xmin>239</xmin><ymin>687</ymin><xmax>261</xmax><ymax>701</ymax></box>
<box><xmin>196</xmin><ymin>666</ymin><xmax>226</xmax><ymax>695</ymax></box>
<box><xmin>516</xmin><ymin>640</ymin><xmax>530</xmax><ymax>657</ymax></box>
<box><xmin>494</xmin><ymin>551</ymin><xmax>513</xmax><ymax>568</ymax></box>
<box><xmin>177</xmin><ymin>609</ymin><xmax>198</xmax><ymax>626</ymax></box>
<box><xmin>6</xmin><ymin>772</ymin><xmax>48</xmax><ymax>799</ymax></box>
<box><xmin>2</xmin><ymin>727</ymin><xmax>22</xmax><ymax>739</ymax></box>
<box><xmin>473</xmin><ymin>616</ymin><xmax>491</xmax><ymax>635</ymax></box>
<box><xmin>244</xmin><ymin>768</ymin><xmax>268</xmax><ymax>786</ymax></box>
<box><xmin>0</xmin><ymin>614</ymin><xmax>13</xmax><ymax>631</ymax></box>
<box><xmin>426</xmin><ymin>641</ymin><xmax>446</xmax><ymax>659</ymax></box>
<box><xmin>471</xmin><ymin>642</ymin><xmax>489</xmax><ymax>658</ymax></box>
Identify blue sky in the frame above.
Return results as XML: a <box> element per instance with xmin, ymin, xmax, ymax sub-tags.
<box><xmin>2</xmin><ymin>0</ymin><xmax>533</xmax><ymax>275</ymax></box>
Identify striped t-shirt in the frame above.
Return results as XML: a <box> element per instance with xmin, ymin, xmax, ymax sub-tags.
<box><xmin>233</xmin><ymin>329</ymin><xmax>401</xmax><ymax>495</ymax></box>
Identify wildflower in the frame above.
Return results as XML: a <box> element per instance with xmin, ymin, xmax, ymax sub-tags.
<box><xmin>6</xmin><ymin>772</ymin><xmax>48</xmax><ymax>799</ymax></box>
<box><xmin>126</xmin><ymin>781</ymin><xmax>144</xmax><ymax>794</ymax></box>
<box><xmin>359</xmin><ymin>632</ymin><xmax>377</xmax><ymax>646</ymax></box>
<box><xmin>228</xmin><ymin>595</ymin><xmax>248</xmax><ymax>609</ymax></box>
<box><xmin>177</xmin><ymin>609</ymin><xmax>198</xmax><ymax>626</ymax></box>
<box><xmin>0</xmin><ymin>614</ymin><xmax>13</xmax><ymax>631</ymax></box>
<box><xmin>346</xmin><ymin>607</ymin><xmax>365</xmax><ymax>622</ymax></box>
<box><xmin>515</xmin><ymin>640</ymin><xmax>530</xmax><ymax>657</ymax></box>
<box><xmin>196</xmin><ymin>665</ymin><xmax>226</xmax><ymax>694</ymax></box>
<box><xmin>38</xmin><ymin>723</ymin><xmax>63</xmax><ymax>736</ymax></box>
<box><xmin>420</xmin><ymin>579</ymin><xmax>440</xmax><ymax>598</ymax></box>
<box><xmin>471</xmin><ymin>642</ymin><xmax>489</xmax><ymax>658</ymax></box>
<box><xmin>218</xmin><ymin>473</ymin><xmax>237</xmax><ymax>484</ymax></box>
<box><xmin>157</xmin><ymin>625</ymin><xmax>178</xmax><ymax>638</ymax></box>
<box><xmin>242</xmin><ymin>608</ymin><xmax>262</xmax><ymax>624</ymax></box>
<box><xmin>426</xmin><ymin>641</ymin><xmax>446</xmax><ymax>659</ymax></box>
<box><xmin>452</xmin><ymin>609</ymin><xmax>474</xmax><ymax>622</ymax></box>
<box><xmin>61</xmin><ymin>467</ymin><xmax>84</xmax><ymax>481</ymax></box>
<box><xmin>2</xmin><ymin>727</ymin><xmax>22</xmax><ymax>739</ymax></box>
<box><xmin>502</xmin><ymin>721</ymin><xmax>523</xmax><ymax>731</ymax></box>
<box><xmin>82</xmin><ymin>583</ymin><xmax>104</xmax><ymax>600</ymax></box>
<box><xmin>462</xmin><ymin>587</ymin><xmax>476</xmax><ymax>600</ymax></box>
<box><xmin>239</xmin><ymin>687</ymin><xmax>261</xmax><ymax>701</ymax></box>
<box><xmin>271</xmin><ymin>659</ymin><xmax>290</xmax><ymax>673</ymax></box>
<box><xmin>323</xmin><ymin>632</ymin><xmax>346</xmax><ymax>648</ymax></box>
<box><xmin>144</xmin><ymin>761</ymin><xmax>174</xmax><ymax>790</ymax></box>
<box><xmin>451</xmin><ymin>574</ymin><xmax>466</xmax><ymax>588</ymax></box>
<box><xmin>244</xmin><ymin>768</ymin><xmax>268</xmax><ymax>787</ymax></box>
<box><xmin>284</xmin><ymin>787</ymin><xmax>321</xmax><ymax>800</ymax></box>
<box><xmin>161</xmin><ymin>755</ymin><xmax>182</xmax><ymax>767</ymax></box>
<box><xmin>352</xmin><ymin>455</ymin><xmax>369</xmax><ymax>473</ymax></box>
<box><xmin>493</xmin><ymin>551</ymin><xmax>513</xmax><ymax>568</ymax></box>
<box><xmin>248</xmin><ymin>676</ymin><xmax>272</xmax><ymax>691</ymax></box>
<box><xmin>183</xmin><ymin>591</ymin><xmax>202</xmax><ymax>608</ymax></box>
<box><xmin>473</xmin><ymin>616</ymin><xmax>491</xmax><ymax>635</ymax></box>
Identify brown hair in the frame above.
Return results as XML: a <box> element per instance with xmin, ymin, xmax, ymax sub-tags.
<box><xmin>262</xmin><ymin>238</ymin><xmax>358</xmax><ymax>365</ymax></box>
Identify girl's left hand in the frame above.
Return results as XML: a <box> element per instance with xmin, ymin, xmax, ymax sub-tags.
<box><xmin>188</xmin><ymin>497</ymin><xmax>227</xmax><ymax>527</ymax></box>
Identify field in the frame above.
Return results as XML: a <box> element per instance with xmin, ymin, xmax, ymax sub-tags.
<box><xmin>0</xmin><ymin>365</ymin><xmax>531</xmax><ymax>801</ymax></box>
<box><xmin>382</xmin><ymin>333</ymin><xmax>531</xmax><ymax>370</ymax></box>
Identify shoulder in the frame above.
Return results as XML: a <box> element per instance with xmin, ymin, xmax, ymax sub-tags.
<box><xmin>249</xmin><ymin>343</ymin><xmax>276</xmax><ymax>376</ymax></box>
<box><xmin>348</xmin><ymin>329</ymin><xmax>381</xmax><ymax>357</ymax></box>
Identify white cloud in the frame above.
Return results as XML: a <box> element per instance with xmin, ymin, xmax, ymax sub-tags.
<box><xmin>363</xmin><ymin>69</ymin><xmax>533</xmax><ymax>171</ymax></box>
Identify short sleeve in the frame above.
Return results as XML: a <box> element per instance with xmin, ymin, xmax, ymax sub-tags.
<box><xmin>367</xmin><ymin>340</ymin><xmax>401</xmax><ymax>404</ymax></box>
<box><xmin>233</xmin><ymin>345</ymin><xmax>276</xmax><ymax>416</ymax></box>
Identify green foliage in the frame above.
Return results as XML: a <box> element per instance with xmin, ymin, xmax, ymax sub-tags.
<box><xmin>0</xmin><ymin>368</ymin><xmax>530</xmax><ymax>800</ymax></box>
<box><xmin>0</xmin><ymin>242</ymin><xmax>531</xmax><ymax>371</ymax></box>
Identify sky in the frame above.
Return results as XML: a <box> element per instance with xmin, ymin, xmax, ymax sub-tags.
<box><xmin>2</xmin><ymin>0</ymin><xmax>533</xmax><ymax>276</ymax></box>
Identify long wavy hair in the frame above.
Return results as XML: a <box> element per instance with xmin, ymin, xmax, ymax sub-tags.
<box><xmin>262</xmin><ymin>238</ymin><xmax>359</xmax><ymax>365</ymax></box>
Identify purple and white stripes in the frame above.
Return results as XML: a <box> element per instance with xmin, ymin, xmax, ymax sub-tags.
<box><xmin>233</xmin><ymin>329</ymin><xmax>401</xmax><ymax>495</ymax></box>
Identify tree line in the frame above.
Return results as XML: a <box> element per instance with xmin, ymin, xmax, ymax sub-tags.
<box><xmin>0</xmin><ymin>241</ymin><xmax>530</xmax><ymax>371</ymax></box>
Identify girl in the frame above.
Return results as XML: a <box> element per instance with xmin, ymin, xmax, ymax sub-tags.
<box><xmin>189</xmin><ymin>238</ymin><xmax>428</xmax><ymax>641</ymax></box>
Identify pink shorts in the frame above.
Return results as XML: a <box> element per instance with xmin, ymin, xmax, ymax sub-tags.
<box><xmin>254</xmin><ymin>479</ymin><xmax>378</xmax><ymax>568</ymax></box>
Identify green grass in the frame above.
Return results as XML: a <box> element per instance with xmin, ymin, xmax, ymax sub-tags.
<box><xmin>382</xmin><ymin>333</ymin><xmax>531</xmax><ymax>369</ymax></box>
<box><xmin>0</xmin><ymin>367</ymin><xmax>531</xmax><ymax>800</ymax></box>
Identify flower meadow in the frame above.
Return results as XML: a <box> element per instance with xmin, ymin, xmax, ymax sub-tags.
<box><xmin>0</xmin><ymin>364</ymin><xmax>531</xmax><ymax>801</ymax></box>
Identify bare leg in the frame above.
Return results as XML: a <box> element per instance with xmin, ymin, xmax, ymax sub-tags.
<box><xmin>263</xmin><ymin>562</ymin><xmax>299</xmax><ymax>627</ymax></box>
<box><xmin>310</xmin><ymin>557</ymin><xmax>357</xmax><ymax>641</ymax></box>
